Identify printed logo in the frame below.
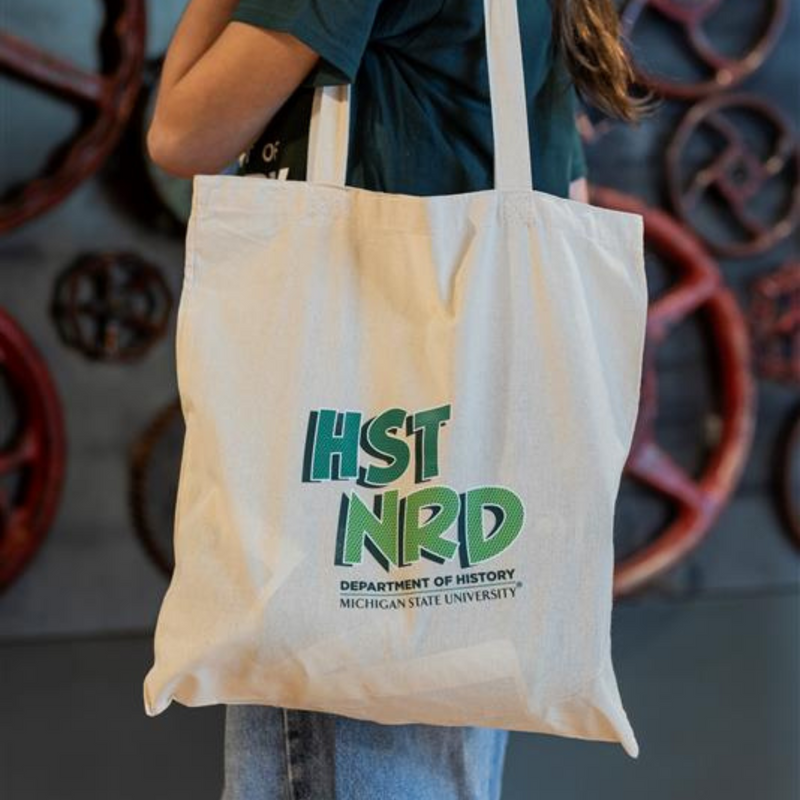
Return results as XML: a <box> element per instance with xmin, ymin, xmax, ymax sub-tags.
<box><xmin>261</xmin><ymin>140</ymin><xmax>281</xmax><ymax>164</ymax></box>
<box><xmin>238</xmin><ymin>138</ymin><xmax>289</xmax><ymax>179</ymax></box>
<box><xmin>301</xmin><ymin>403</ymin><xmax>526</xmax><ymax>579</ymax></box>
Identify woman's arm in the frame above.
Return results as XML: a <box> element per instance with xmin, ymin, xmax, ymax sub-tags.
<box><xmin>147</xmin><ymin>0</ymin><xmax>320</xmax><ymax>178</ymax></box>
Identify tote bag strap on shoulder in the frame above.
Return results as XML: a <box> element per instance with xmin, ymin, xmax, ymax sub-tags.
<box><xmin>306</xmin><ymin>0</ymin><xmax>534</xmax><ymax>192</ymax></box>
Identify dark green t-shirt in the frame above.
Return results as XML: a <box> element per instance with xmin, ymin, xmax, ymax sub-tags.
<box><xmin>230</xmin><ymin>0</ymin><xmax>587</xmax><ymax>198</ymax></box>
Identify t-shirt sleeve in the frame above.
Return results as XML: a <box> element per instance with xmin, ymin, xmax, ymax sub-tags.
<box><xmin>229</xmin><ymin>0</ymin><xmax>384</xmax><ymax>87</ymax></box>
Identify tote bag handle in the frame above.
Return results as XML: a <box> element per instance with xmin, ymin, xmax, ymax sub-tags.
<box><xmin>306</xmin><ymin>0</ymin><xmax>534</xmax><ymax>191</ymax></box>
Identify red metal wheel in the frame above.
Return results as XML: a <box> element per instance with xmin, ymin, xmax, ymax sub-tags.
<box><xmin>129</xmin><ymin>398</ymin><xmax>183</xmax><ymax>578</ymax></box>
<box><xmin>51</xmin><ymin>251</ymin><xmax>173</xmax><ymax>362</ymax></box>
<box><xmin>748</xmin><ymin>261</ymin><xmax>800</xmax><ymax>384</ymax></box>
<box><xmin>0</xmin><ymin>0</ymin><xmax>146</xmax><ymax>232</ymax></box>
<box><xmin>590</xmin><ymin>187</ymin><xmax>757</xmax><ymax>596</ymax></box>
<box><xmin>0</xmin><ymin>309</ymin><xmax>66</xmax><ymax>591</ymax></box>
<box><xmin>780</xmin><ymin>405</ymin><xmax>800</xmax><ymax>547</ymax></box>
<box><xmin>621</xmin><ymin>0</ymin><xmax>788</xmax><ymax>99</ymax></box>
<box><xmin>666</xmin><ymin>94</ymin><xmax>800</xmax><ymax>258</ymax></box>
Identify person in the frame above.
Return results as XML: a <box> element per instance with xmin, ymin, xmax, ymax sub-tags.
<box><xmin>147</xmin><ymin>1</ymin><xmax>648</xmax><ymax>798</ymax></box>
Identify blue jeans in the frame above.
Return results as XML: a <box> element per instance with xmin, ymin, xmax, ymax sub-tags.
<box><xmin>221</xmin><ymin>705</ymin><xmax>510</xmax><ymax>800</ymax></box>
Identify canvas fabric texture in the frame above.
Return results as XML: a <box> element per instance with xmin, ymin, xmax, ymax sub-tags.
<box><xmin>143</xmin><ymin>0</ymin><xmax>647</xmax><ymax>759</ymax></box>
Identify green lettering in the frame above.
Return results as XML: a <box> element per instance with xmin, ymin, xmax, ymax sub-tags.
<box><xmin>363</xmin><ymin>408</ymin><xmax>410</xmax><ymax>486</ymax></box>
<box><xmin>403</xmin><ymin>486</ymin><xmax>459</xmax><ymax>564</ymax></box>
<box><xmin>410</xmin><ymin>404</ymin><xmax>451</xmax><ymax>482</ymax></box>
<box><xmin>309</xmin><ymin>409</ymin><xmax>361</xmax><ymax>481</ymax></box>
<box><xmin>459</xmin><ymin>487</ymin><xmax>525</xmax><ymax>566</ymax></box>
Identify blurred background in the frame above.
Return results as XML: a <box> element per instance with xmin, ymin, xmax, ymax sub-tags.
<box><xmin>0</xmin><ymin>1</ymin><xmax>798</xmax><ymax>798</ymax></box>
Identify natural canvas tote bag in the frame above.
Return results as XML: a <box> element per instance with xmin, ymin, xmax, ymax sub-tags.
<box><xmin>143</xmin><ymin>0</ymin><xmax>648</xmax><ymax>759</ymax></box>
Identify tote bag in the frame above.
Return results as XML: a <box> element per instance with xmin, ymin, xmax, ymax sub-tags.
<box><xmin>143</xmin><ymin>0</ymin><xmax>648</xmax><ymax>759</ymax></box>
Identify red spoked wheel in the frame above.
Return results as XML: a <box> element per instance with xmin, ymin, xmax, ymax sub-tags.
<box><xmin>0</xmin><ymin>309</ymin><xmax>66</xmax><ymax>591</ymax></box>
<box><xmin>779</xmin><ymin>405</ymin><xmax>800</xmax><ymax>548</ymax></box>
<box><xmin>51</xmin><ymin>251</ymin><xmax>173</xmax><ymax>362</ymax></box>
<box><xmin>591</xmin><ymin>187</ymin><xmax>757</xmax><ymax>596</ymax></box>
<box><xmin>0</xmin><ymin>0</ymin><xmax>146</xmax><ymax>232</ymax></box>
<box><xmin>621</xmin><ymin>0</ymin><xmax>788</xmax><ymax>99</ymax></box>
<box><xmin>748</xmin><ymin>261</ymin><xmax>800</xmax><ymax>384</ymax></box>
<box><xmin>129</xmin><ymin>398</ymin><xmax>183</xmax><ymax>578</ymax></box>
<box><xmin>665</xmin><ymin>94</ymin><xmax>800</xmax><ymax>258</ymax></box>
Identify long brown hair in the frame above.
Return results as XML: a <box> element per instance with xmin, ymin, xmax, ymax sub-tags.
<box><xmin>551</xmin><ymin>0</ymin><xmax>654</xmax><ymax>123</ymax></box>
